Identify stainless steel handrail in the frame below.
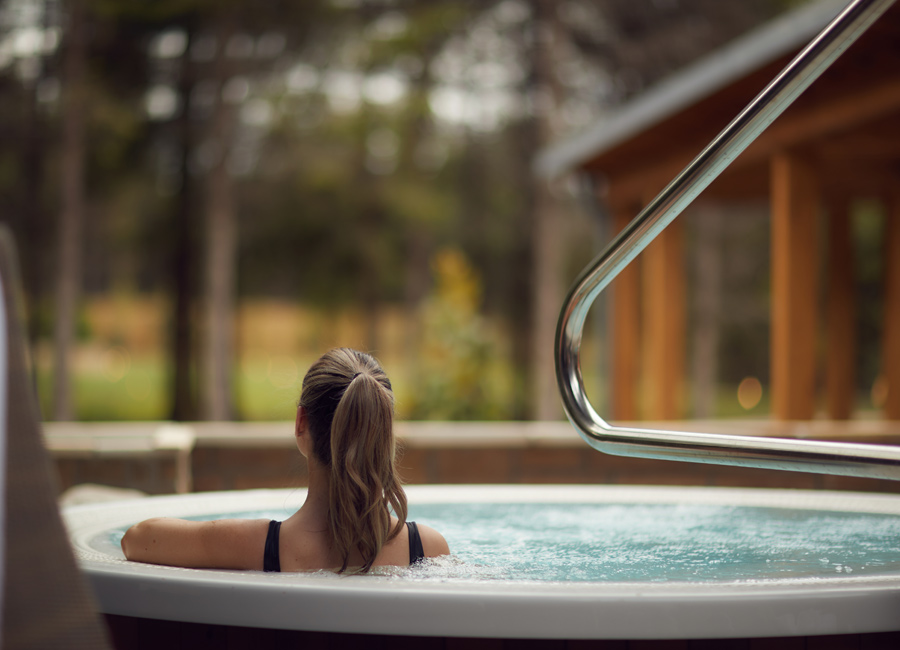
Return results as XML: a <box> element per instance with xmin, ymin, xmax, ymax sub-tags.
<box><xmin>555</xmin><ymin>0</ymin><xmax>900</xmax><ymax>481</ymax></box>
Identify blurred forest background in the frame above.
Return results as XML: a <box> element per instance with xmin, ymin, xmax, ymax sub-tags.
<box><xmin>0</xmin><ymin>0</ymin><xmax>821</xmax><ymax>423</ymax></box>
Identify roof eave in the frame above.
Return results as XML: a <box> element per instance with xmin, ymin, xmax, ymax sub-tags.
<box><xmin>534</xmin><ymin>0</ymin><xmax>848</xmax><ymax>178</ymax></box>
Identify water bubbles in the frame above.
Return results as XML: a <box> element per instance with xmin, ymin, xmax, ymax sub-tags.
<box><xmin>409</xmin><ymin>503</ymin><xmax>900</xmax><ymax>584</ymax></box>
<box><xmin>141</xmin><ymin>503</ymin><xmax>900</xmax><ymax>584</ymax></box>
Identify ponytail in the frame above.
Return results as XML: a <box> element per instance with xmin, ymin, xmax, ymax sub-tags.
<box><xmin>300</xmin><ymin>349</ymin><xmax>407</xmax><ymax>573</ymax></box>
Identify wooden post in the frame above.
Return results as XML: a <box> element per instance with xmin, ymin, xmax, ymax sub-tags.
<box><xmin>825</xmin><ymin>199</ymin><xmax>857</xmax><ymax>420</ymax></box>
<box><xmin>884</xmin><ymin>191</ymin><xmax>900</xmax><ymax>420</ymax></box>
<box><xmin>611</xmin><ymin>207</ymin><xmax>641</xmax><ymax>421</ymax></box>
<box><xmin>642</xmin><ymin>216</ymin><xmax>686</xmax><ymax>420</ymax></box>
<box><xmin>770</xmin><ymin>153</ymin><xmax>819</xmax><ymax>420</ymax></box>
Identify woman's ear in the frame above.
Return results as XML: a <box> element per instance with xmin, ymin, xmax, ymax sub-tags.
<box><xmin>295</xmin><ymin>406</ymin><xmax>310</xmax><ymax>457</ymax></box>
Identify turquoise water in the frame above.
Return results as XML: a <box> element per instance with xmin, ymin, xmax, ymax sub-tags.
<box><xmin>411</xmin><ymin>502</ymin><xmax>900</xmax><ymax>582</ymax></box>
<box><xmin>109</xmin><ymin>502</ymin><xmax>900</xmax><ymax>583</ymax></box>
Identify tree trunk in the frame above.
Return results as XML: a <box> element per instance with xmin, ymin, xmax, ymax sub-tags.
<box><xmin>531</xmin><ymin>184</ymin><xmax>564</xmax><ymax>420</ymax></box>
<box><xmin>202</xmin><ymin>15</ymin><xmax>238</xmax><ymax>420</ymax></box>
<box><xmin>170</xmin><ymin>27</ymin><xmax>198</xmax><ymax>421</ymax></box>
<box><xmin>400</xmin><ymin>47</ymin><xmax>438</xmax><ymax>354</ymax></box>
<box><xmin>53</xmin><ymin>0</ymin><xmax>87</xmax><ymax>421</ymax></box>
<box><xmin>529</xmin><ymin>0</ymin><xmax>566</xmax><ymax>420</ymax></box>
<box><xmin>356</xmin><ymin>105</ymin><xmax>380</xmax><ymax>354</ymax></box>
<box><xmin>20</xmin><ymin>13</ymin><xmax>47</xmax><ymax>381</ymax></box>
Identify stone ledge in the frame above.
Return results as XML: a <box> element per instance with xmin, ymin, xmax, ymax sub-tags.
<box><xmin>45</xmin><ymin>420</ymin><xmax>900</xmax><ymax>496</ymax></box>
<box><xmin>44</xmin><ymin>418</ymin><xmax>900</xmax><ymax>452</ymax></box>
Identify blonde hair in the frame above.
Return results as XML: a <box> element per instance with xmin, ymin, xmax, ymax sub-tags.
<box><xmin>299</xmin><ymin>348</ymin><xmax>407</xmax><ymax>573</ymax></box>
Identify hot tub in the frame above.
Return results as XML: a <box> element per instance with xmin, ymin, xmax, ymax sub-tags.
<box><xmin>64</xmin><ymin>485</ymin><xmax>900</xmax><ymax>644</ymax></box>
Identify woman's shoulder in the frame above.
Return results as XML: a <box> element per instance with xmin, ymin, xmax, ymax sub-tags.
<box><xmin>414</xmin><ymin>521</ymin><xmax>450</xmax><ymax>557</ymax></box>
<box><xmin>203</xmin><ymin>518</ymin><xmax>281</xmax><ymax>571</ymax></box>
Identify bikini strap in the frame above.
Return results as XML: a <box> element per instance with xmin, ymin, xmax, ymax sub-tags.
<box><xmin>264</xmin><ymin>520</ymin><xmax>282</xmax><ymax>572</ymax></box>
<box><xmin>406</xmin><ymin>521</ymin><xmax>425</xmax><ymax>565</ymax></box>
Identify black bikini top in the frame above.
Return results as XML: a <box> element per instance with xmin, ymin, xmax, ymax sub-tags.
<box><xmin>407</xmin><ymin>521</ymin><xmax>425</xmax><ymax>565</ymax></box>
<box><xmin>263</xmin><ymin>520</ymin><xmax>426</xmax><ymax>572</ymax></box>
<box><xmin>263</xmin><ymin>520</ymin><xmax>282</xmax><ymax>572</ymax></box>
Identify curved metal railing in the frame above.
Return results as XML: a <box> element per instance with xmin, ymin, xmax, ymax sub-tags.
<box><xmin>555</xmin><ymin>0</ymin><xmax>900</xmax><ymax>481</ymax></box>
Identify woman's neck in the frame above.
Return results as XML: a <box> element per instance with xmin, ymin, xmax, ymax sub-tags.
<box><xmin>296</xmin><ymin>457</ymin><xmax>331</xmax><ymax>524</ymax></box>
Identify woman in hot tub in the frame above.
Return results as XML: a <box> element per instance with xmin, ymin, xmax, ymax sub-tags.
<box><xmin>122</xmin><ymin>348</ymin><xmax>449</xmax><ymax>573</ymax></box>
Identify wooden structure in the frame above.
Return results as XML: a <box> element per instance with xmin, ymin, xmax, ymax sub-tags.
<box><xmin>538</xmin><ymin>0</ymin><xmax>900</xmax><ymax>422</ymax></box>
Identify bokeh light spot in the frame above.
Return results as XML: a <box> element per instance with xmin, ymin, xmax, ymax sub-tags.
<box><xmin>737</xmin><ymin>376</ymin><xmax>762</xmax><ymax>410</ymax></box>
<box><xmin>102</xmin><ymin>346</ymin><xmax>131</xmax><ymax>382</ymax></box>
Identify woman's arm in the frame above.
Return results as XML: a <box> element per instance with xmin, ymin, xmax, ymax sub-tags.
<box><xmin>417</xmin><ymin>523</ymin><xmax>450</xmax><ymax>558</ymax></box>
<box><xmin>121</xmin><ymin>517</ymin><xmax>269</xmax><ymax>570</ymax></box>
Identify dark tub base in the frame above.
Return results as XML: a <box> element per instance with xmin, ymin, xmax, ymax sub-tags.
<box><xmin>104</xmin><ymin>615</ymin><xmax>900</xmax><ymax>650</ymax></box>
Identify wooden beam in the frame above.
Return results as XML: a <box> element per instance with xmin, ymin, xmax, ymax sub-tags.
<box><xmin>825</xmin><ymin>199</ymin><xmax>857</xmax><ymax>420</ymax></box>
<box><xmin>884</xmin><ymin>190</ymin><xmax>900</xmax><ymax>420</ymax></box>
<box><xmin>611</xmin><ymin>208</ymin><xmax>641</xmax><ymax>421</ymax></box>
<box><xmin>642</xmin><ymin>217</ymin><xmax>686</xmax><ymax>420</ymax></box>
<box><xmin>599</xmin><ymin>80</ymin><xmax>900</xmax><ymax>207</ymax></box>
<box><xmin>748</xmin><ymin>80</ymin><xmax>900</xmax><ymax>164</ymax></box>
<box><xmin>770</xmin><ymin>153</ymin><xmax>819</xmax><ymax>420</ymax></box>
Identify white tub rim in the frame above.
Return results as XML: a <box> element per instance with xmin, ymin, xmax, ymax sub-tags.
<box><xmin>65</xmin><ymin>485</ymin><xmax>900</xmax><ymax>639</ymax></box>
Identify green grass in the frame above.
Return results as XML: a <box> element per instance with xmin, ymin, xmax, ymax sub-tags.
<box><xmin>35</xmin><ymin>348</ymin><xmax>844</xmax><ymax>423</ymax></box>
<box><xmin>35</xmin><ymin>352</ymin><xmax>428</xmax><ymax>421</ymax></box>
<box><xmin>234</xmin><ymin>356</ymin><xmax>305</xmax><ymax>420</ymax></box>
<box><xmin>36</xmin><ymin>357</ymin><xmax>168</xmax><ymax>421</ymax></box>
